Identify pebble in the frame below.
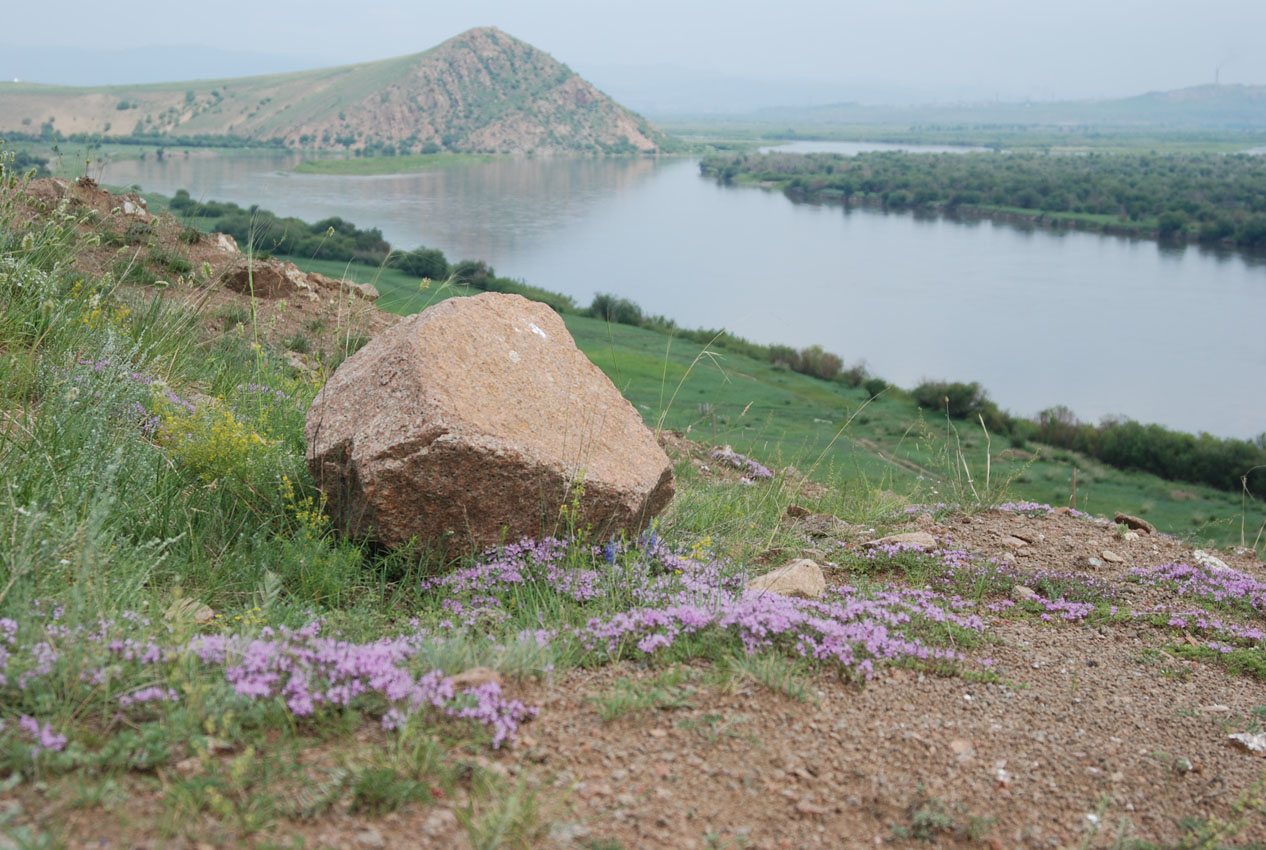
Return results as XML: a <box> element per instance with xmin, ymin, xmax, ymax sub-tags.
<box><xmin>354</xmin><ymin>827</ymin><xmax>384</xmax><ymax>849</ymax></box>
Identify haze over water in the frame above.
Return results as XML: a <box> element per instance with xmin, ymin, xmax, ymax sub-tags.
<box><xmin>101</xmin><ymin>149</ymin><xmax>1266</xmax><ymax>439</ymax></box>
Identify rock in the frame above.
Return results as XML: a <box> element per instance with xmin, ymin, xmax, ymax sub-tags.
<box><xmin>422</xmin><ymin>808</ymin><xmax>458</xmax><ymax>837</ymax></box>
<box><xmin>120</xmin><ymin>197</ymin><xmax>152</xmax><ymax>220</ymax></box>
<box><xmin>1114</xmin><ymin>512</ymin><xmax>1155</xmax><ymax>534</ymax></box>
<box><xmin>164</xmin><ymin>597</ymin><xmax>215</xmax><ymax>627</ymax></box>
<box><xmin>306</xmin><ymin>293</ymin><xmax>674</xmax><ymax>554</ymax></box>
<box><xmin>747</xmin><ymin>559</ymin><xmax>826</xmax><ymax>599</ymax></box>
<box><xmin>1228</xmin><ymin>732</ymin><xmax>1266</xmax><ymax>756</ymax></box>
<box><xmin>1011</xmin><ymin>585</ymin><xmax>1039</xmax><ymax>603</ymax></box>
<box><xmin>1100</xmin><ymin>550</ymin><xmax>1124</xmax><ymax>564</ymax></box>
<box><xmin>284</xmin><ymin>351</ymin><xmax>315</xmax><ymax>375</ymax></box>
<box><xmin>213</xmin><ymin>232</ymin><xmax>239</xmax><ymax>255</ymax></box>
<box><xmin>449</xmin><ymin>667</ymin><xmax>503</xmax><ymax>690</ymax></box>
<box><xmin>864</xmin><ymin>531</ymin><xmax>937</xmax><ymax>550</ymax></box>
<box><xmin>1001</xmin><ymin>535</ymin><xmax>1028</xmax><ymax>549</ymax></box>
<box><xmin>1053</xmin><ymin>506</ymin><xmax>1072</xmax><ymax>515</ymax></box>
<box><xmin>549</xmin><ymin>822</ymin><xmax>592</xmax><ymax>843</ymax></box>
<box><xmin>949</xmin><ymin>738</ymin><xmax>976</xmax><ymax>762</ymax></box>
<box><xmin>785</xmin><ymin>504</ymin><xmax>811</xmax><ymax>519</ymax></box>
<box><xmin>1123</xmin><ymin>530</ymin><xmax>1140</xmax><ymax>541</ymax></box>
<box><xmin>354</xmin><ymin>828</ymin><xmax>384</xmax><ymax>849</ymax></box>
<box><xmin>1193</xmin><ymin>549</ymin><xmax>1231</xmax><ymax>573</ymax></box>
<box><xmin>174</xmin><ymin>756</ymin><xmax>203</xmax><ymax>777</ymax></box>
<box><xmin>1083</xmin><ymin>556</ymin><xmax>1104</xmax><ymax>569</ymax></box>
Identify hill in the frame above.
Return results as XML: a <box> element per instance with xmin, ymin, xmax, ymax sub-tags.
<box><xmin>0</xmin><ymin>27</ymin><xmax>673</xmax><ymax>155</ymax></box>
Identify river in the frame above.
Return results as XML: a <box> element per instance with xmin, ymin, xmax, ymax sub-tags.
<box><xmin>98</xmin><ymin>147</ymin><xmax>1266</xmax><ymax>439</ymax></box>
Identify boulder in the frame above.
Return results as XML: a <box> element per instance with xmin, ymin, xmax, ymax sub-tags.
<box><xmin>747</xmin><ymin>559</ymin><xmax>826</xmax><ymax>599</ymax></box>
<box><xmin>305</xmin><ymin>292</ymin><xmax>674</xmax><ymax>554</ymax></box>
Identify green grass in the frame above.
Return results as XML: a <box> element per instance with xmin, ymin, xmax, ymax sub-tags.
<box><xmin>292</xmin><ymin>152</ymin><xmax>499</xmax><ymax>175</ymax></box>
<box><xmin>276</xmin><ymin>253</ymin><xmax>1266</xmax><ymax>549</ymax></box>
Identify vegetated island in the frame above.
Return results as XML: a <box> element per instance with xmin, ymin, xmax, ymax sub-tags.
<box><xmin>157</xmin><ymin>188</ymin><xmax>1266</xmax><ymax>501</ymax></box>
<box><xmin>701</xmin><ymin>149</ymin><xmax>1266</xmax><ymax>251</ymax></box>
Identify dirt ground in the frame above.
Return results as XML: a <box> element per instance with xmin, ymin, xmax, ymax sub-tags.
<box><xmin>8</xmin><ymin>176</ymin><xmax>396</xmax><ymax>365</ymax></box>
<box><xmin>12</xmin><ymin>505</ymin><xmax>1265</xmax><ymax>850</ymax></box>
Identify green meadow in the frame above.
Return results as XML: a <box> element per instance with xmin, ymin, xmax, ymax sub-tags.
<box><xmin>282</xmin><ymin>253</ymin><xmax>1266</xmax><ymax>551</ymax></box>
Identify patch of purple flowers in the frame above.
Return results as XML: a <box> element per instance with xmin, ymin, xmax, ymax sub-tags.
<box><xmin>711</xmin><ymin>446</ymin><xmax>773</xmax><ymax>480</ymax></box>
<box><xmin>188</xmin><ymin>622</ymin><xmax>535</xmax><ymax>748</ymax></box>
<box><xmin>1129</xmin><ymin>562</ymin><xmax>1266</xmax><ymax>615</ymax></box>
<box><xmin>17</xmin><ymin>715</ymin><xmax>66</xmax><ymax>756</ymax></box>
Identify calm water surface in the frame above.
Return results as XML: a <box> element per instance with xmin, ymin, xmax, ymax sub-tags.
<box><xmin>101</xmin><ymin>150</ymin><xmax>1266</xmax><ymax>438</ymax></box>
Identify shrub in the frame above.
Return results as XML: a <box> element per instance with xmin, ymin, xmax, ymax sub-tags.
<box><xmin>798</xmin><ymin>344</ymin><xmax>842</xmax><ymax>381</ymax></box>
<box><xmin>862</xmin><ymin>377</ymin><xmax>889</xmax><ymax>399</ymax></box>
<box><xmin>913</xmin><ymin>380</ymin><xmax>991</xmax><ymax>419</ymax></box>
<box><xmin>392</xmin><ymin>247</ymin><xmax>449</xmax><ymax>280</ymax></box>
<box><xmin>589</xmin><ymin>293</ymin><xmax>643</xmax><ymax>326</ymax></box>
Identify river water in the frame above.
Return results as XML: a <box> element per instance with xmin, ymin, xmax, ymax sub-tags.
<box><xmin>99</xmin><ymin>148</ymin><xmax>1266</xmax><ymax>438</ymax></box>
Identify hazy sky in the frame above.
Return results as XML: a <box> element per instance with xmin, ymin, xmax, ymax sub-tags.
<box><xmin>9</xmin><ymin>0</ymin><xmax>1266</xmax><ymax>101</ymax></box>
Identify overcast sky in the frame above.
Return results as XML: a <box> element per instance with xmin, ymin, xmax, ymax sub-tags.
<box><xmin>8</xmin><ymin>0</ymin><xmax>1266</xmax><ymax>102</ymax></box>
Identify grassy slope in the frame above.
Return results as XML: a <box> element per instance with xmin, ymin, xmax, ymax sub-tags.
<box><xmin>283</xmin><ymin>255</ymin><xmax>1266</xmax><ymax>550</ymax></box>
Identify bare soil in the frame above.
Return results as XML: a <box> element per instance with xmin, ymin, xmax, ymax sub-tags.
<box><xmin>8</xmin><ymin>176</ymin><xmax>396</xmax><ymax>364</ymax></box>
<box><xmin>11</xmin><ymin>495</ymin><xmax>1266</xmax><ymax>850</ymax></box>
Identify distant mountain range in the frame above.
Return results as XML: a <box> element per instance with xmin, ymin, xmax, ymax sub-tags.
<box><xmin>735</xmin><ymin>84</ymin><xmax>1266</xmax><ymax>130</ymax></box>
<box><xmin>0</xmin><ymin>28</ymin><xmax>673</xmax><ymax>155</ymax></box>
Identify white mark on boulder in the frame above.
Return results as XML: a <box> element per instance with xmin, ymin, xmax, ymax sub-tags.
<box><xmin>528</xmin><ymin>322</ymin><xmax>548</xmax><ymax>339</ymax></box>
<box><xmin>508</xmin><ymin>350</ymin><xmax>521</xmax><ymax>363</ymax></box>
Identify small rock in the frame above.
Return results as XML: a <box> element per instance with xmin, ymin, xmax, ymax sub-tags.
<box><xmin>174</xmin><ymin>756</ymin><xmax>203</xmax><ymax>777</ymax></box>
<box><xmin>747</xmin><ymin>559</ymin><xmax>826</xmax><ymax>599</ymax></box>
<box><xmin>1100</xmin><ymin>550</ymin><xmax>1124</xmax><ymax>564</ymax></box>
<box><xmin>1053</xmin><ymin>506</ymin><xmax>1072</xmax><ymax>515</ymax></box>
<box><xmin>1193</xmin><ymin>550</ymin><xmax>1231</xmax><ymax>573</ymax></box>
<box><xmin>795</xmin><ymin>797</ymin><xmax>830</xmax><ymax>816</ymax></box>
<box><xmin>449</xmin><ymin>667</ymin><xmax>503</xmax><ymax>690</ymax></box>
<box><xmin>422</xmin><ymin>808</ymin><xmax>458</xmax><ymax>837</ymax></box>
<box><xmin>548</xmin><ymin>822</ymin><xmax>592</xmax><ymax>843</ymax></box>
<box><xmin>949</xmin><ymin>738</ymin><xmax>976</xmax><ymax>762</ymax></box>
<box><xmin>649</xmin><ymin>728</ymin><xmax>668</xmax><ymax>738</ymax></box>
<box><xmin>864</xmin><ymin>531</ymin><xmax>936</xmax><ymax>550</ymax></box>
<box><xmin>1114</xmin><ymin>512</ymin><xmax>1156</xmax><ymax>534</ymax></box>
<box><xmin>1001</xmin><ymin>535</ymin><xmax>1028</xmax><ymax>549</ymax></box>
<box><xmin>1229</xmin><ymin>732</ymin><xmax>1266</xmax><ymax>756</ymax></box>
<box><xmin>1078</xmin><ymin>556</ymin><xmax>1104</xmax><ymax>569</ymax></box>
<box><xmin>1011</xmin><ymin>585</ymin><xmax>1039</xmax><ymax>603</ymax></box>
<box><xmin>1123</xmin><ymin>530</ymin><xmax>1140</xmax><ymax>541</ymax></box>
<box><xmin>354</xmin><ymin>827</ymin><xmax>385</xmax><ymax>849</ymax></box>
<box><xmin>785</xmin><ymin>504</ymin><xmax>811</xmax><ymax>519</ymax></box>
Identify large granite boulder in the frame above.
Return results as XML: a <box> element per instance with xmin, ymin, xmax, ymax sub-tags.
<box><xmin>305</xmin><ymin>292</ymin><xmax>675</xmax><ymax>555</ymax></box>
